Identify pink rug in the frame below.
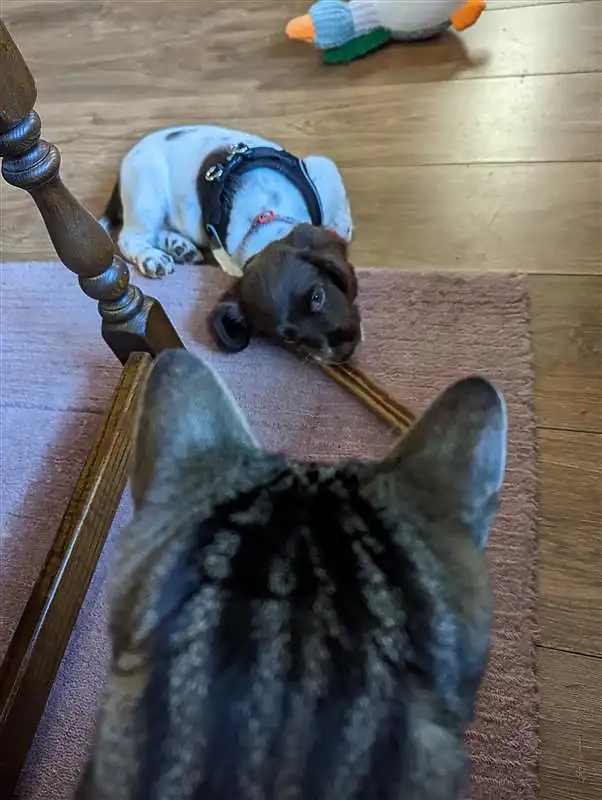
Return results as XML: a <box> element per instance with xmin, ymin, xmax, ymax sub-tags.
<box><xmin>0</xmin><ymin>262</ymin><xmax>539</xmax><ymax>799</ymax></box>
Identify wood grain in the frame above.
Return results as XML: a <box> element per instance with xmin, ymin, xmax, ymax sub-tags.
<box><xmin>465</xmin><ymin>1</ymin><xmax>602</xmax><ymax>77</ymax></box>
<box><xmin>538</xmin><ymin>429</ymin><xmax>602</xmax><ymax>657</ymax></box>
<box><xmin>539</xmin><ymin>647</ymin><xmax>602</xmax><ymax>799</ymax></box>
<box><xmin>0</xmin><ymin>353</ymin><xmax>151</xmax><ymax>796</ymax></box>
<box><xmin>531</xmin><ymin>275</ymin><xmax>602</xmax><ymax>432</ymax></box>
<box><xmin>3</xmin><ymin>1</ymin><xmax>600</xmax><ymax>93</ymax></box>
<box><xmin>5</xmin><ymin>161</ymin><xmax>602</xmax><ymax>272</ymax></box>
<box><xmin>489</xmin><ymin>0</ymin><xmax>595</xmax><ymax>8</ymax></box>
<box><xmin>11</xmin><ymin>72</ymin><xmax>599</xmax><ymax>167</ymax></box>
<box><xmin>345</xmin><ymin>163</ymin><xmax>602</xmax><ymax>273</ymax></box>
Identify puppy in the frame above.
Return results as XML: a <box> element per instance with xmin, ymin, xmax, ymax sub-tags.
<box><xmin>101</xmin><ymin>125</ymin><xmax>360</xmax><ymax>363</ymax></box>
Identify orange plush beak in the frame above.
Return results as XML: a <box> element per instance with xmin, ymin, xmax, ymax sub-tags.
<box><xmin>286</xmin><ymin>14</ymin><xmax>316</xmax><ymax>43</ymax></box>
<box><xmin>451</xmin><ymin>0</ymin><xmax>486</xmax><ymax>31</ymax></box>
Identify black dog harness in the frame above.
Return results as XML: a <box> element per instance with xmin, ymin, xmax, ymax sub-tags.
<box><xmin>198</xmin><ymin>143</ymin><xmax>324</xmax><ymax>251</ymax></box>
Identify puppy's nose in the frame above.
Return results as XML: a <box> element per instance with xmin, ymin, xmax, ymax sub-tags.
<box><xmin>335</xmin><ymin>338</ymin><xmax>362</xmax><ymax>364</ymax></box>
<box><xmin>278</xmin><ymin>325</ymin><xmax>298</xmax><ymax>345</ymax></box>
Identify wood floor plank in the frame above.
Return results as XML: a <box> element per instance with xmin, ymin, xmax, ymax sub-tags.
<box><xmin>344</xmin><ymin>163</ymin><xmax>601</xmax><ymax>273</ymax></box>
<box><xmin>489</xmin><ymin>0</ymin><xmax>593</xmax><ymax>9</ymax></box>
<box><xmin>538</xmin><ymin>429</ymin><xmax>602</xmax><ymax>657</ymax></box>
<box><xmin>538</xmin><ymin>647</ymin><xmax>602</xmax><ymax>800</ymax></box>
<box><xmin>531</xmin><ymin>275</ymin><xmax>602</xmax><ymax>432</ymax></box>
<box><xmin>3</xmin><ymin>1</ymin><xmax>600</xmax><ymax>94</ymax></box>
<box><xmin>3</xmin><ymin>0</ymin><xmax>601</xmax><ymax>93</ymax></box>
<box><xmin>462</xmin><ymin>1</ymin><xmax>602</xmax><ymax>77</ymax></box>
<box><xmin>11</xmin><ymin>71</ymin><xmax>598</xmax><ymax>167</ymax></box>
<box><xmin>4</xmin><ymin>3</ymin><xmax>601</xmax><ymax>161</ymax></box>
<box><xmin>4</xmin><ymin>160</ymin><xmax>601</xmax><ymax>272</ymax></box>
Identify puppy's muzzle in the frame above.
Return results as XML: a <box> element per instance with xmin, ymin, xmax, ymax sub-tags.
<box><xmin>294</xmin><ymin>324</ymin><xmax>362</xmax><ymax>364</ymax></box>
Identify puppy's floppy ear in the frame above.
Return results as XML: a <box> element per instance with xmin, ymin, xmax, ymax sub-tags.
<box><xmin>310</xmin><ymin>249</ymin><xmax>358</xmax><ymax>301</ymax></box>
<box><xmin>286</xmin><ymin>222</ymin><xmax>348</xmax><ymax>257</ymax></box>
<box><xmin>209</xmin><ymin>283</ymin><xmax>251</xmax><ymax>352</ymax></box>
<box><xmin>287</xmin><ymin>223</ymin><xmax>358</xmax><ymax>300</ymax></box>
<box><xmin>131</xmin><ymin>349</ymin><xmax>259</xmax><ymax>508</ymax></box>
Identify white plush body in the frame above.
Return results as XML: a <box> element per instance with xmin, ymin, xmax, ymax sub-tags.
<box><xmin>109</xmin><ymin>125</ymin><xmax>353</xmax><ymax>278</ymax></box>
<box><xmin>371</xmin><ymin>0</ymin><xmax>465</xmax><ymax>34</ymax></box>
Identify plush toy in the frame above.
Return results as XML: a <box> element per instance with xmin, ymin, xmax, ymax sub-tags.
<box><xmin>286</xmin><ymin>0</ymin><xmax>486</xmax><ymax>64</ymax></box>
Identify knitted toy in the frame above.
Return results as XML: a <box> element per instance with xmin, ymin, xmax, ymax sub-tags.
<box><xmin>286</xmin><ymin>0</ymin><xmax>486</xmax><ymax>64</ymax></box>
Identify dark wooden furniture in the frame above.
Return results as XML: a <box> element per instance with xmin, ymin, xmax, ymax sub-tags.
<box><xmin>0</xmin><ymin>18</ymin><xmax>185</xmax><ymax>795</ymax></box>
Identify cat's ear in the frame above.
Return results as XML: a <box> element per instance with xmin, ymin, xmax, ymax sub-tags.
<box><xmin>371</xmin><ymin>377</ymin><xmax>507</xmax><ymax>549</ymax></box>
<box><xmin>130</xmin><ymin>349</ymin><xmax>259</xmax><ymax>508</ymax></box>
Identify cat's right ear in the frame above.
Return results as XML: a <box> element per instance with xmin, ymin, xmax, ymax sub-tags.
<box><xmin>370</xmin><ymin>377</ymin><xmax>507</xmax><ymax>549</ymax></box>
<box><xmin>130</xmin><ymin>349</ymin><xmax>259</xmax><ymax>508</ymax></box>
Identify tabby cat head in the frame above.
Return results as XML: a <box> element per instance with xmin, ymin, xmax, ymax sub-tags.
<box><xmin>130</xmin><ymin>349</ymin><xmax>506</xmax><ymax>552</ymax></box>
<box><xmin>91</xmin><ymin>349</ymin><xmax>507</xmax><ymax>800</ymax></box>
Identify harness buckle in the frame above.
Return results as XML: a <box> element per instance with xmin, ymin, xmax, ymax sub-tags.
<box><xmin>205</xmin><ymin>163</ymin><xmax>225</xmax><ymax>183</ymax></box>
<box><xmin>230</xmin><ymin>142</ymin><xmax>250</xmax><ymax>156</ymax></box>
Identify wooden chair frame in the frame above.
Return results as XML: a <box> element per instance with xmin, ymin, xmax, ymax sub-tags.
<box><xmin>0</xmin><ymin>19</ymin><xmax>185</xmax><ymax>795</ymax></box>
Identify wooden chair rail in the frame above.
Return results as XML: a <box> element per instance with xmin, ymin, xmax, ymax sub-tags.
<box><xmin>0</xmin><ymin>17</ymin><xmax>185</xmax><ymax>795</ymax></box>
<box><xmin>0</xmin><ymin>353</ymin><xmax>152</xmax><ymax>796</ymax></box>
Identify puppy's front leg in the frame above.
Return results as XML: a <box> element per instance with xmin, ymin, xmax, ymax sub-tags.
<box><xmin>117</xmin><ymin>151</ymin><xmax>179</xmax><ymax>279</ymax></box>
<box><xmin>119</xmin><ymin>228</ymin><xmax>176</xmax><ymax>278</ymax></box>
<box><xmin>157</xmin><ymin>230</ymin><xmax>204</xmax><ymax>265</ymax></box>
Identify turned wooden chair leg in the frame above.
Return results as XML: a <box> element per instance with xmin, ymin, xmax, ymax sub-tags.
<box><xmin>0</xmin><ymin>17</ymin><xmax>186</xmax><ymax>794</ymax></box>
<box><xmin>0</xmin><ymin>18</ymin><xmax>184</xmax><ymax>363</ymax></box>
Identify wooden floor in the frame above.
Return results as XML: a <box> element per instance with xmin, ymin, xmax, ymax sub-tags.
<box><xmin>2</xmin><ymin>0</ymin><xmax>601</xmax><ymax>796</ymax></box>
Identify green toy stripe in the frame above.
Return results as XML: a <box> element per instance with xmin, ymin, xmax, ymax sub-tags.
<box><xmin>323</xmin><ymin>28</ymin><xmax>393</xmax><ymax>65</ymax></box>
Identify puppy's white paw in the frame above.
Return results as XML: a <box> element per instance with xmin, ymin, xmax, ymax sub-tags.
<box><xmin>131</xmin><ymin>248</ymin><xmax>176</xmax><ymax>278</ymax></box>
<box><xmin>159</xmin><ymin>231</ymin><xmax>204</xmax><ymax>264</ymax></box>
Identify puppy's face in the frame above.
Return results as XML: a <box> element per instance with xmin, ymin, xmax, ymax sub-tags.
<box><xmin>210</xmin><ymin>224</ymin><xmax>361</xmax><ymax>363</ymax></box>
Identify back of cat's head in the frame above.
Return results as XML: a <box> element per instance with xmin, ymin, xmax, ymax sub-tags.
<box><xmin>88</xmin><ymin>350</ymin><xmax>507</xmax><ymax>800</ymax></box>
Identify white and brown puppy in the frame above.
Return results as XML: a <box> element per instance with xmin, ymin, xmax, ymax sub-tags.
<box><xmin>101</xmin><ymin>125</ymin><xmax>360</xmax><ymax>363</ymax></box>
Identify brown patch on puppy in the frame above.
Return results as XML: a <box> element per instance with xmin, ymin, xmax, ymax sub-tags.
<box><xmin>209</xmin><ymin>224</ymin><xmax>361</xmax><ymax>363</ymax></box>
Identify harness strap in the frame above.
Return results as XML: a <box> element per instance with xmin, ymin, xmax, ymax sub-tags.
<box><xmin>197</xmin><ymin>143</ymin><xmax>324</xmax><ymax>251</ymax></box>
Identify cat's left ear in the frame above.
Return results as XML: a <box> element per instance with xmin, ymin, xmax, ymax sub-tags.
<box><xmin>130</xmin><ymin>349</ymin><xmax>259</xmax><ymax>508</ymax></box>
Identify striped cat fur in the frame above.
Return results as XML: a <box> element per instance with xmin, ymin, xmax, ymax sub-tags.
<box><xmin>79</xmin><ymin>349</ymin><xmax>507</xmax><ymax>800</ymax></box>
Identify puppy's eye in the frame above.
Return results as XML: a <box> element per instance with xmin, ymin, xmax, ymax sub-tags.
<box><xmin>310</xmin><ymin>286</ymin><xmax>326</xmax><ymax>312</ymax></box>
